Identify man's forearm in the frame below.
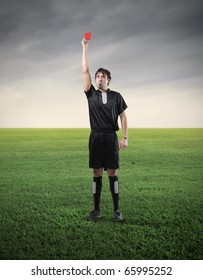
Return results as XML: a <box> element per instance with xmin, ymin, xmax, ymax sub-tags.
<box><xmin>119</xmin><ymin>112</ymin><xmax>128</xmax><ymax>149</ymax></box>
<box><xmin>121</xmin><ymin>113</ymin><xmax>128</xmax><ymax>138</ymax></box>
<box><xmin>82</xmin><ymin>48</ymin><xmax>89</xmax><ymax>73</ymax></box>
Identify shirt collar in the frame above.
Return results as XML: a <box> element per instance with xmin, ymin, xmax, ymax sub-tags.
<box><xmin>97</xmin><ymin>88</ymin><xmax>110</xmax><ymax>93</ymax></box>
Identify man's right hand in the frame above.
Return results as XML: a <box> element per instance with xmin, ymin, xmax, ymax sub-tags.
<box><xmin>81</xmin><ymin>37</ymin><xmax>88</xmax><ymax>48</ymax></box>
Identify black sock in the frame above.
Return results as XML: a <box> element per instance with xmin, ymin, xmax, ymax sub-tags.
<box><xmin>93</xmin><ymin>176</ymin><xmax>102</xmax><ymax>210</ymax></box>
<box><xmin>109</xmin><ymin>176</ymin><xmax>119</xmax><ymax>211</ymax></box>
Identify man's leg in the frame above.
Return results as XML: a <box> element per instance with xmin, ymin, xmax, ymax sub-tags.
<box><xmin>93</xmin><ymin>168</ymin><xmax>103</xmax><ymax>210</ymax></box>
<box><xmin>86</xmin><ymin>168</ymin><xmax>103</xmax><ymax>220</ymax></box>
<box><xmin>107</xmin><ymin>169</ymin><xmax>123</xmax><ymax>222</ymax></box>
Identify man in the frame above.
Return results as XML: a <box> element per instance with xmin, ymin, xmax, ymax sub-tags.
<box><xmin>81</xmin><ymin>37</ymin><xmax>128</xmax><ymax>222</ymax></box>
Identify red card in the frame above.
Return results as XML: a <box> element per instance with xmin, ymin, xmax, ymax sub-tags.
<box><xmin>84</xmin><ymin>32</ymin><xmax>91</xmax><ymax>40</ymax></box>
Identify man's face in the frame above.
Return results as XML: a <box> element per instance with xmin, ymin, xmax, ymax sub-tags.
<box><xmin>95</xmin><ymin>72</ymin><xmax>110</xmax><ymax>90</ymax></box>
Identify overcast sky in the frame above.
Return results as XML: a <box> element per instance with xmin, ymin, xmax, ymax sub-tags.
<box><xmin>0</xmin><ymin>0</ymin><xmax>203</xmax><ymax>128</ymax></box>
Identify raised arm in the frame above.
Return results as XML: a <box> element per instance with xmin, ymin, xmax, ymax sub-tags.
<box><xmin>81</xmin><ymin>38</ymin><xmax>92</xmax><ymax>92</ymax></box>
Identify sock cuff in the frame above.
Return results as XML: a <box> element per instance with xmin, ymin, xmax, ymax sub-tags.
<box><xmin>108</xmin><ymin>176</ymin><xmax>118</xmax><ymax>183</ymax></box>
<box><xmin>93</xmin><ymin>176</ymin><xmax>102</xmax><ymax>184</ymax></box>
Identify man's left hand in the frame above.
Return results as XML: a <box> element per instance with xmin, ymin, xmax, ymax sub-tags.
<box><xmin>119</xmin><ymin>138</ymin><xmax>128</xmax><ymax>149</ymax></box>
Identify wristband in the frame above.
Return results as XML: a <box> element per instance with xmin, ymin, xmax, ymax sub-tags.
<box><xmin>123</xmin><ymin>136</ymin><xmax>128</xmax><ymax>139</ymax></box>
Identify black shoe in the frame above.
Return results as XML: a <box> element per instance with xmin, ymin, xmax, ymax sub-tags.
<box><xmin>86</xmin><ymin>209</ymin><xmax>102</xmax><ymax>220</ymax></box>
<box><xmin>113</xmin><ymin>210</ymin><xmax>124</xmax><ymax>222</ymax></box>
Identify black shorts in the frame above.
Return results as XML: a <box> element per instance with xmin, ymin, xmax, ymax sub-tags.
<box><xmin>88</xmin><ymin>130</ymin><xmax>119</xmax><ymax>169</ymax></box>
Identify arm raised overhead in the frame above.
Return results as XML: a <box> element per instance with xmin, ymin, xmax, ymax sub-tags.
<box><xmin>81</xmin><ymin>38</ymin><xmax>92</xmax><ymax>92</ymax></box>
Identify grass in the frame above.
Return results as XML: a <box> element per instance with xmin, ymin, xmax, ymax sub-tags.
<box><xmin>0</xmin><ymin>128</ymin><xmax>202</xmax><ymax>260</ymax></box>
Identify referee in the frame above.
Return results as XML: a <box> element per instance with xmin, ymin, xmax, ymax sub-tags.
<box><xmin>82</xmin><ymin>37</ymin><xmax>128</xmax><ymax>222</ymax></box>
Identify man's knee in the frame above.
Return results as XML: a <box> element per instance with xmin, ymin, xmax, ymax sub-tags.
<box><xmin>93</xmin><ymin>168</ymin><xmax>103</xmax><ymax>177</ymax></box>
<box><xmin>107</xmin><ymin>169</ymin><xmax>118</xmax><ymax>177</ymax></box>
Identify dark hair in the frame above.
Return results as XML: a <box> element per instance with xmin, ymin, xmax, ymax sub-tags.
<box><xmin>95</xmin><ymin>68</ymin><xmax>111</xmax><ymax>81</ymax></box>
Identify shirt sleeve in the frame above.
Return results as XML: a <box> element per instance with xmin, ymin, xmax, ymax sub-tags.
<box><xmin>84</xmin><ymin>84</ymin><xmax>95</xmax><ymax>99</ymax></box>
<box><xmin>117</xmin><ymin>93</ymin><xmax>128</xmax><ymax>115</ymax></box>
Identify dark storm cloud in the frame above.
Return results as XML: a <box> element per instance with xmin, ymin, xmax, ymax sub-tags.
<box><xmin>0</xmin><ymin>0</ymin><xmax>202</xmax><ymax>128</ymax></box>
<box><xmin>0</xmin><ymin>0</ymin><xmax>203</xmax><ymax>84</ymax></box>
<box><xmin>1</xmin><ymin>0</ymin><xmax>203</xmax><ymax>45</ymax></box>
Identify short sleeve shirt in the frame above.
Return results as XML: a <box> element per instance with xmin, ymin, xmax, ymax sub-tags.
<box><xmin>85</xmin><ymin>85</ymin><xmax>128</xmax><ymax>131</ymax></box>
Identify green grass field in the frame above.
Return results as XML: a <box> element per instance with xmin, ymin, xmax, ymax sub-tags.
<box><xmin>0</xmin><ymin>128</ymin><xmax>202</xmax><ymax>260</ymax></box>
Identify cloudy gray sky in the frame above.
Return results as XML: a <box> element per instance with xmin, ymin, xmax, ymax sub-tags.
<box><xmin>0</xmin><ymin>0</ymin><xmax>203</xmax><ymax>128</ymax></box>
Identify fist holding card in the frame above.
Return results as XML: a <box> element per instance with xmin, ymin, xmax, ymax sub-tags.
<box><xmin>81</xmin><ymin>32</ymin><xmax>92</xmax><ymax>48</ymax></box>
<box><xmin>84</xmin><ymin>32</ymin><xmax>91</xmax><ymax>40</ymax></box>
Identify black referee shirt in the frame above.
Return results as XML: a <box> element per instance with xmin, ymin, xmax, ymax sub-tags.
<box><xmin>85</xmin><ymin>84</ymin><xmax>128</xmax><ymax>131</ymax></box>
